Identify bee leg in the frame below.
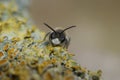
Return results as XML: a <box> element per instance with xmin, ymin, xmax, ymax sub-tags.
<box><xmin>43</xmin><ymin>32</ymin><xmax>50</xmax><ymax>41</ymax></box>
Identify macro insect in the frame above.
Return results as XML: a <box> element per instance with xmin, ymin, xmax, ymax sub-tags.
<box><xmin>43</xmin><ymin>23</ymin><xmax>76</xmax><ymax>49</ymax></box>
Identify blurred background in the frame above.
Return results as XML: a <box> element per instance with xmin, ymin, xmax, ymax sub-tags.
<box><xmin>29</xmin><ymin>0</ymin><xmax>120</xmax><ymax>80</ymax></box>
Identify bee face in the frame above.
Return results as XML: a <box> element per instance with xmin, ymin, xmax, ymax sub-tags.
<box><xmin>50</xmin><ymin>30</ymin><xmax>66</xmax><ymax>45</ymax></box>
<box><xmin>44</xmin><ymin>23</ymin><xmax>76</xmax><ymax>48</ymax></box>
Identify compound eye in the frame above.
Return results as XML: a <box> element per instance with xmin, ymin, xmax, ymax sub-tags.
<box><xmin>61</xmin><ymin>36</ymin><xmax>65</xmax><ymax>41</ymax></box>
<box><xmin>51</xmin><ymin>32</ymin><xmax>56</xmax><ymax>39</ymax></box>
<box><xmin>60</xmin><ymin>33</ymin><xmax>65</xmax><ymax>42</ymax></box>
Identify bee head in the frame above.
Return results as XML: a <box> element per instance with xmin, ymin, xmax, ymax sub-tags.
<box><xmin>44</xmin><ymin>23</ymin><xmax>76</xmax><ymax>45</ymax></box>
<box><xmin>50</xmin><ymin>29</ymin><xmax>66</xmax><ymax>43</ymax></box>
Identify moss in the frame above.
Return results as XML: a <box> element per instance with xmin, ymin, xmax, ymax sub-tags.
<box><xmin>0</xmin><ymin>0</ymin><xmax>102</xmax><ymax>80</ymax></box>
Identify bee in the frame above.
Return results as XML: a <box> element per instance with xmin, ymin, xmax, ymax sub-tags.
<box><xmin>43</xmin><ymin>23</ymin><xmax>76</xmax><ymax>49</ymax></box>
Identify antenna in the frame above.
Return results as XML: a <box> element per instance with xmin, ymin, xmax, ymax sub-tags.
<box><xmin>44</xmin><ymin>23</ymin><xmax>56</xmax><ymax>32</ymax></box>
<box><xmin>61</xmin><ymin>26</ymin><xmax>76</xmax><ymax>33</ymax></box>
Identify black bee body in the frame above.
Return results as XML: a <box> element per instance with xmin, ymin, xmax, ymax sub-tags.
<box><xmin>44</xmin><ymin>23</ymin><xmax>76</xmax><ymax>49</ymax></box>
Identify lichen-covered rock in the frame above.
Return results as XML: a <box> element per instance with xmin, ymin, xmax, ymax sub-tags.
<box><xmin>0</xmin><ymin>0</ymin><xmax>103</xmax><ymax>80</ymax></box>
